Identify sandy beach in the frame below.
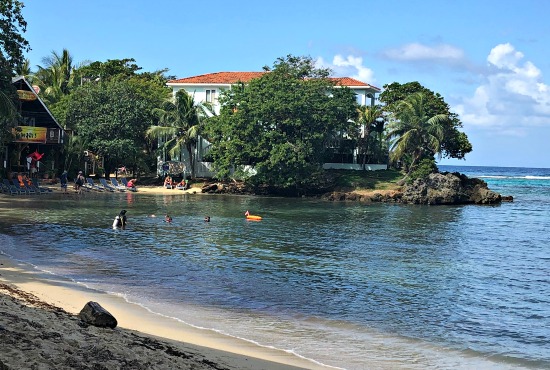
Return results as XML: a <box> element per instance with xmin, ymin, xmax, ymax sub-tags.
<box><xmin>0</xmin><ymin>186</ymin><xmax>326</xmax><ymax>370</ymax></box>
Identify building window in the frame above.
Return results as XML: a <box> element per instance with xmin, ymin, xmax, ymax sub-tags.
<box><xmin>206</xmin><ymin>89</ymin><xmax>216</xmax><ymax>103</ymax></box>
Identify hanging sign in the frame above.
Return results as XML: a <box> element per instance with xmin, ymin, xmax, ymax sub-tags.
<box><xmin>17</xmin><ymin>90</ymin><xmax>37</xmax><ymax>101</ymax></box>
<box><xmin>12</xmin><ymin>126</ymin><xmax>47</xmax><ymax>143</ymax></box>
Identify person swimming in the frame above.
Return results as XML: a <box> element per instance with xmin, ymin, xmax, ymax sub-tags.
<box><xmin>204</xmin><ymin>216</ymin><xmax>210</xmax><ymax>222</ymax></box>
<box><xmin>165</xmin><ymin>214</ymin><xmax>173</xmax><ymax>223</ymax></box>
<box><xmin>112</xmin><ymin>210</ymin><xmax>127</xmax><ymax>229</ymax></box>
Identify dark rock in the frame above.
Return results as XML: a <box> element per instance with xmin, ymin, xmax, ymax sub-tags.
<box><xmin>78</xmin><ymin>301</ymin><xmax>118</xmax><ymax>329</ymax></box>
<box><xmin>401</xmin><ymin>172</ymin><xmax>502</xmax><ymax>205</ymax></box>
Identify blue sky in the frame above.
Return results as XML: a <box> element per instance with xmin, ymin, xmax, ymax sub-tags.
<box><xmin>21</xmin><ymin>0</ymin><xmax>550</xmax><ymax>168</ymax></box>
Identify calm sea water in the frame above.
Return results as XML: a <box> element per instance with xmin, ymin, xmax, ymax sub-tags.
<box><xmin>0</xmin><ymin>165</ymin><xmax>549</xmax><ymax>369</ymax></box>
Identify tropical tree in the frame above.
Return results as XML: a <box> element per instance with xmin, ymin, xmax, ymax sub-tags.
<box><xmin>146</xmin><ymin>90</ymin><xmax>208</xmax><ymax>178</ymax></box>
<box><xmin>65</xmin><ymin>78</ymin><xmax>166</xmax><ymax>176</ymax></box>
<box><xmin>14</xmin><ymin>57</ymin><xmax>32</xmax><ymax>79</ymax></box>
<box><xmin>33</xmin><ymin>49</ymin><xmax>77</xmax><ymax>106</ymax></box>
<box><xmin>380</xmin><ymin>81</ymin><xmax>472</xmax><ymax>161</ymax></box>
<box><xmin>356</xmin><ymin>104</ymin><xmax>384</xmax><ymax>168</ymax></box>
<box><xmin>203</xmin><ymin>55</ymin><xmax>357</xmax><ymax>193</ymax></box>
<box><xmin>0</xmin><ymin>0</ymin><xmax>30</xmax><ymax>164</ymax></box>
<box><xmin>386</xmin><ymin>92</ymin><xmax>448</xmax><ymax>177</ymax></box>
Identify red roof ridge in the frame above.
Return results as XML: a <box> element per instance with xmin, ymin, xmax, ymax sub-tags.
<box><xmin>168</xmin><ymin>72</ymin><xmax>380</xmax><ymax>90</ymax></box>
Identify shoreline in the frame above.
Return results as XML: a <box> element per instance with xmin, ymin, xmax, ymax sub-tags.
<box><xmin>0</xmin><ymin>247</ymin><xmax>327</xmax><ymax>369</ymax></box>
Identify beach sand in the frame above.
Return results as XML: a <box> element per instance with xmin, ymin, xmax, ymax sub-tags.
<box><xmin>0</xmin><ymin>187</ymin><xmax>327</xmax><ymax>370</ymax></box>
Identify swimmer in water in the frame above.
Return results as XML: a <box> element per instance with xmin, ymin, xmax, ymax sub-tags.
<box><xmin>204</xmin><ymin>216</ymin><xmax>210</xmax><ymax>222</ymax></box>
<box><xmin>113</xmin><ymin>210</ymin><xmax>127</xmax><ymax>229</ymax></box>
<box><xmin>165</xmin><ymin>214</ymin><xmax>173</xmax><ymax>223</ymax></box>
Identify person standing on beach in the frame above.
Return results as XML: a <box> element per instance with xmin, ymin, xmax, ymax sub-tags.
<box><xmin>60</xmin><ymin>170</ymin><xmax>68</xmax><ymax>193</ymax></box>
<box><xmin>74</xmin><ymin>171</ymin><xmax>85</xmax><ymax>193</ymax></box>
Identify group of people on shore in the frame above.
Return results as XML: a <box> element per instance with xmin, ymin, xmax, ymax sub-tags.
<box><xmin>163</xmin><ymin>175</ymin><xmax>188</xmax><ymax>190</ymax></box>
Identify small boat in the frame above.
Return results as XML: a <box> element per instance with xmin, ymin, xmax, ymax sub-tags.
<box><xmin>245</xmin><ymin>210</ymin><xmax>262</xmax><ymax>221</ymax></box>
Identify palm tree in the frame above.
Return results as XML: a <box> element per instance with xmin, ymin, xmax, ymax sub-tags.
<box><xmin>386</xmin><ymin>92</ymin><xmax>448</xmax><ymax>177</ymax></box>
<box><xmin>15</xmin><ymin>58</ymin><xmax>33</xmax><ymax>80</ymax></box>
<box><xmin>34</xmin><ymin>49</ymin><xmax>76</xmax><ymax>105</ymax></box>
<box><xmin>356</xmin><ymin>105</ymin><xmax>383</xmax><ymax>169</ymax></box>
<box><xmin>146</xmin><ymin>90</ymin><xmax>210</xmax><ymax>178</ymax></box>
<box><xmin>0</xmin><ymin>90</ymin><xmax>15</xmax><ymax>118</ymax></box>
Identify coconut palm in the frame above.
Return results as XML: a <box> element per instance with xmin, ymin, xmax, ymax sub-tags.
<box><xmin>14</xmin><ymin>58</ymin><xmax>33</xmax><ymax>80</ymax></box>
<box><xmin>386</xmin><ymin>92</ymin><xmax>448</xmax><ymax>176</ymax></box>
<box><xmin>356</xmin><ymin>105</ymin><xmax>383</xmax><ymax>168</ymax></box>
<box><xmin>0</xmin><ymin>90</ymin><xmax>15</xmax><ymax>117</ymax></box>
<box><xmin>34</xmin><ymin>49</ymin><xmax>76</xmax><ymax>105</ymax></box>
<box><xmin>147</xmin><ymin>90</ymin><xmax>212</xmax><ymax>178</ymax></box>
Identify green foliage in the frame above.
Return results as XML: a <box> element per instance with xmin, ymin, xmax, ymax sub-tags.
<box><xmin>356</xmin><ymin>105</ymin><xmax>385</xmax><ymax>167</ymax></box>
<box><xmin>380</xmin><ymin>81</ymin><xmax>472</xmax><ymax>161</ymax></box>
<box><xmin>386</xmin><ymin>92</ymin><xmax>448</xmax><ymax>174</ymax></box>
<box><xmin>407</xmin><ymin>158</ymin><xmax>438</xmax><ymax>183</ymax></box>
<box><xmin>146</xmin><ymin>89</ymin><xmax>207</xmax><ymax>178</ymax></box>
<box><xmin>76</xmin><ymin>58</ymin><xmax>141</xmax><ymax>82</ymax></box>
<box><xmin>0</xmin><ymin>0</ymin><xmax>29</xmax><ymax>74</ymax></box>
<box><xmin>64</xmin><ymin>78</ymin><xmax>165</xmax><ymax>174</ymax></box>
<box><xmin>33</xmin><ymin>49</ymin><xmax>76</xmax><ymax>106</ymax></box>
<box><xmin>204</xmin><ymin>55</ymin><xmax>358</xmax><ymax>191</ymax></box>
<box><xmin>0</xmin><ymin>0</ymin><xmax>29</xmax><ymax>146</ymax></box>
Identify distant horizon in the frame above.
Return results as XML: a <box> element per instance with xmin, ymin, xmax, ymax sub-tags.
<box><xmin>438</xmin><ymin>163</ymin><xmax>550</xmax><ymax>170</ymax></box>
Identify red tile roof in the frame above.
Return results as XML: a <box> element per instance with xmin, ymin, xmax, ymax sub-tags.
<box><xmin>168</xmin><ymin>72</ymin><xmax>265</xmax><ymax>84</ymax></box>
<box><xmin>329</xmin><ymin>77</ymin><xmax>380</xmax><ymax>91</ymax></box>
<box><xmin>168</xmin><ymin>72</ymin><xmax>380</xmax><ymax>91</ymax></box>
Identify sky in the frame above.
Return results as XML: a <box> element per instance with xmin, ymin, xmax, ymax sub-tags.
<box><xmin>19</xmin><ymin>0</ymin><xmax>550</xmax><ymax>168</ymax></box>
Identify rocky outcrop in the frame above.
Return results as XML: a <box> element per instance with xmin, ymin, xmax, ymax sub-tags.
<box><xmin>400</xmin><ymin>172</ymin><xmax>502</xmax><ymax>205</ymax></box>
<box><xmin>201</xmin><ymin>182</ymin><xmax>253</xmax><ymax>194</ymax></box>
<box><xmin>322</xmin><ymin>172</ymin><xmax>507</xmax><ymax>205</ymax></box>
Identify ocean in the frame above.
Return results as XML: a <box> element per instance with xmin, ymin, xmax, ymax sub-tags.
<box><xmin>0</xmin><ymin>165</ymin><xmax>549</xmax><ymax>369</ymax></box>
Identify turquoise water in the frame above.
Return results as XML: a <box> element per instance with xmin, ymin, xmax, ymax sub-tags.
<box><xmin>0</xmin><ymin>166</ymin><xmax>549</xmax><ymax>369</ymax></box>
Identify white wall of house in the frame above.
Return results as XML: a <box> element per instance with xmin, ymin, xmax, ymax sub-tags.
<box><xmin>168</xmin><ymin>84</ymin><xmax>230</xmax><ymax>115</ymax></box>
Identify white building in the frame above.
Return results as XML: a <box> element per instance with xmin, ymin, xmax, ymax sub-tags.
<box><xmin>167</xmin><ymin>71</ymin><xmax>381</xmax><ymax>115</ymax></box>
<box><xmin>163</xmin><ymin>72</ymin><xmax>384</xmax><ymax>177</ymax></box>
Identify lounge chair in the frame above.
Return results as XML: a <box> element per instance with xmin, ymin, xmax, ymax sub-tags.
<box><xmin>98</xmin><ymin>178</ymin><xmax>116</xmax><ymax>192</ymax></box>
<box><xmin>120</xmin><ymin>177</ymin><xmax>137</xmax><ymax>192</ymax></box>
<box><xmin>27</xmin><ymin>179</ymin><xmax>47</xmax><ymax>194</ymax></box>
<box><xmin>31</xmin><ymin>178</ymin><xmax>53</xmax><ymax>193</ymax></box>
<box><xmin>85</xmin><ymin>178</ymin><xmax>104</xmax><ymax>192</ymax></box>
<box><xmin>110</xmin><ymin>178</ymin><xmax>127</xmax><ymax>192</ymax></box>
<box><xmin>2</xmin><ymin>179</ymin><xmax>20</xmax><ymax>195</ymax></box>
<box><xmin>12</xmin><ymin>179</ymin><xmax>36</xmax><ymax>195</ymax></box>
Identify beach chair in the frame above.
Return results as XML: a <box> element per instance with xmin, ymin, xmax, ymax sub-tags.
<box><xmin>98</xmin><ymin>178</ymin><xmax>116</xmax><ymax>192</ymax></box>
<box><xmin>12</xmin><ymin>179</ymin><xmax>36</xmax><ymax>195</ymax></box>
<box><xmin>120</xmin><ymin>177</ymin><xmax>137</xmax><ymax>192</ymax></box>
<box><xmin>32</xmin><ymin>178</ymin><xmax>53</xmax><ymax>193</ymax></box>
<box><xmin>85</xmin><ymin>178</ymin><xmax>104</xmax><ymax>192</ymax></box>
<box><xmin>0</xmin><ymin>179</ymin><xmax>8</xmax><ymax>194</ymax></box>
<box><xmin>2</xmin><ymin>179</ymin><xmax>20</xmax><ymax>195</ymax></box>
<box><xmin>110</xmin><ymin>178</ymin><xmax>127</xmax><ymax>192</ymax></box>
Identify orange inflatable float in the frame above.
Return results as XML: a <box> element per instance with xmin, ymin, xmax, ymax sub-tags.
<box><xmin>245</xmin><ymin>210</ymin><xmax>262</xmax><ymax>221</ymax></box>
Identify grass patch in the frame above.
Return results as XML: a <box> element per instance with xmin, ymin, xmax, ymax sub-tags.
<box><xmin>326</xmin><ymin>169</ymin><xmax>404</xmax><ymax>192</ymax></box>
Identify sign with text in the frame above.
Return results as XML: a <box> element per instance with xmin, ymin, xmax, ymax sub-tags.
<box><xmin>13</xmin><ymin>126</ymin><xmax>47</xmax><ymax>143</ymax></box>
<box><xmin>17</xmin><ymin>89</ymin><xmax>37</xmax><ymax>101</ymax></box>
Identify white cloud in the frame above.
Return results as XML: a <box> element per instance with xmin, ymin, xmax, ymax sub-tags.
<box><xmin>383</xmin><ymin>43</ymin><xmax>464</xmax><ymax>62</ymax></box>
<box><xmin>455</xmin><ymin>43</ymin><xmax>550</xmax><ymax>134</ymax></box>
<box><xmin>316</xmin><ymin>55</ymin><xmax>376</xmax><ymax>84</ymax></box>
